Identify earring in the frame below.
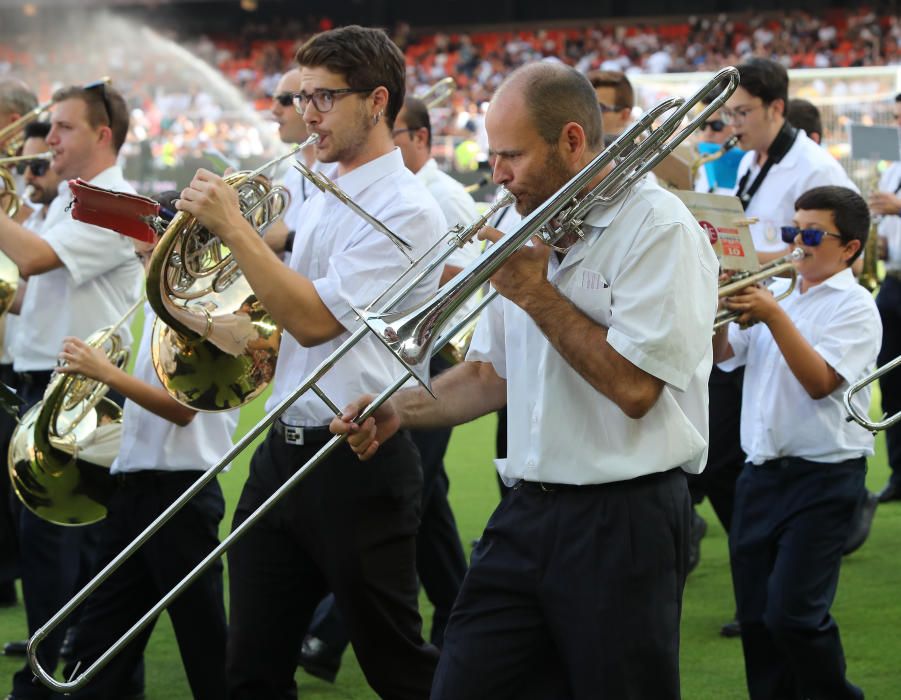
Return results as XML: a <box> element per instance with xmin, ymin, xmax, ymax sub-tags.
<box><xmin>373</xmin><ymin>111</ymin><xmax>382</xmax><ymax>125</ymax></box>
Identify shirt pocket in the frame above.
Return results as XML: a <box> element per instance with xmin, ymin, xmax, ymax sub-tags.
<box><xmin>566</xmin><ymin>266</ymin><xmax>612</xmax><ymax>326</ymax></box>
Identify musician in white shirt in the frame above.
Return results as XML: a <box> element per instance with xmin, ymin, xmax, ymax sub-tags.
<box><xmin>332</xmin><ymin>61</ymin><xmax>717</xmax><ymax>700</ymax></box>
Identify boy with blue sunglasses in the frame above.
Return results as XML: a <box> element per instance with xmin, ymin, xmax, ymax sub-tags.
<box><xmin>713</xmin><ymin>185</ymin><xmax>881</xmax><ymax>700</ymax></box>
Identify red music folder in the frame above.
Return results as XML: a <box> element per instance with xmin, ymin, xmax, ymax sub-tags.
<box><xmin>68</xmin><ymin>179</ymin><xmax>159</xmax><ymax>243</ymax></box>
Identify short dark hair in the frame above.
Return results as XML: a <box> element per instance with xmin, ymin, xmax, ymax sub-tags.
<box><xmin>504</xmin><ymin>63</ymin><xmax>603</xmax><ymax>151</ymax></box>
<box><xmin>895</xmin><ymin>92</ymin><xmax>901</xmax><ymax>103</ymax></box>
<box><xmin>794</xmin><ymin>186</ymin><xmax>869</xmax><ymax>265</ymax></box>
<box><xmin>736</xmin><ymin>58</ymin><xmax>789</xmax><ymax>107</ymax></box>
<box><xmin>786</xmin><ymin>99</ymin><xmax>822</xmax><ymax>140</ymax></box>
<box><xmin>23</xmin><ymin>120</ymin><xmax>50</xmax><ymax>141</ymax></box>
<box><xmin>401</xmin><ymin>96</ymin><xmax>431</xmax><ymax>147</ymax></box>
<box><xmin>51</xmin><ymin>83</ymin><xmax>129</xmax><ymax>154</ymax></box>
<box><xmin>586</xmin><ymin>70</ymin><xmax>635</xmax><ymax>110</ymax></box>
<box><xmin>295</xmin><ymin>25</ymin><xmax>406</xmax><ymax>129</ymax></box>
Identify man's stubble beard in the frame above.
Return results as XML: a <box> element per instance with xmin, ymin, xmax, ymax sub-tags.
<box><xmin>516</xmin><ymin>147</ymin><xmax>574</xmax><ymax>217</ymax></box>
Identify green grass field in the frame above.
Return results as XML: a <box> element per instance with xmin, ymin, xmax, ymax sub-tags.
<box><xmin>0</xmin><ymin>389</ymin><xmax>897</xmax><ymax>698</ymax></box>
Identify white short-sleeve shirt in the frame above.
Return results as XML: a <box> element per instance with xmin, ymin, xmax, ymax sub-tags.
<box><xmin>718</xmin><ymin>268</ymin><xmax>881</xmax><ymax>464</ymax></box>
<box><xmin>733</xmin><ymin>130</ymin><xmax>857</xmax><ymax>253</ymax></box>
<box><xmin>877</xmin><ymin>161</ymin><xmax>901</xmax><ymax>273</ymax></box>
<box><xmin>12</xmin><ymin>166</ymin><xmax>144</xmax><ymax>372</ymax></box>
<box><xmin>113</xmin><ymin>305</ymin><xmax>239</xmax><ymax>474</ymax></box>
<box><xmin>467</xmin><ymin>177</ymin><xmax>719</xmax><ymax>485</ymax></box>
<box><xmin>267</xmin><ymin>148</ymin><xmax>446</xmax><ymax>426</ymax></box>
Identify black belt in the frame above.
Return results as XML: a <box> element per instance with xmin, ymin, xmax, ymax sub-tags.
<box><xmin>514</xmin><ymin>469</ymin><xmax>680</xmax><ymax>493</ymax></box>
<box><xmin>113</xmin><ymin>469</ymin><xmax>202</xmax><ymax>485</ymax></box>
<box><xmin>271</xmin><ymin>420</ymin><xmax>333</xmax><ymax>446</ymax></box>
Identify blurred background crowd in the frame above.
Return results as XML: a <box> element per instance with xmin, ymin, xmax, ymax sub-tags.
<box><xmin>0</xmin><ymin>4</ymin><xmax>899</xmax><ymax>192</ymax></box>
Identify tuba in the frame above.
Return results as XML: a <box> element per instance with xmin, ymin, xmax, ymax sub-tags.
<box><xmin>8</xmin><ymin>298</ymin><xmax>142</xmax><ymax>525</ymax></box>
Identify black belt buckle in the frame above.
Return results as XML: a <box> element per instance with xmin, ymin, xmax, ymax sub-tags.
<box><xmin>275</xmin><ymin>420</ymin><xmax>331</xmax><ymax>446</ymax></box>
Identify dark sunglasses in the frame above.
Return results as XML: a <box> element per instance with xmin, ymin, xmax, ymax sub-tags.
<box><xmin>273</xmin><ymin>92</ymin><xmax>294</xmax><ymax>107</ymax></box>
<box><xmin>85</xmin><ymin>80</ymin><xmax>113</xmax><ymax>127</ymax></box>
<box><xmin>780</xmin><ymin>226</ymin><xmax>845</xmax><ymax>246</ymax></box>
<box><xmin>701</xmin><ymin>119</ymin><xmax>728</xmax><ymax>132</ymax></box>
<box><xmin>598</xmin><ymin>102</ymin><xmax>629</xmax><ymax>114</ymax></box>
<box><xmin>15</xmin><ymin>159</ymin><xmax>50</xmax><ymax>177</ymax></box>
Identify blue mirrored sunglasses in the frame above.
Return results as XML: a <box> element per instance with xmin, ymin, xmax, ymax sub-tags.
<box><xmin>780</xmin><ymin>226</ymin><xmax>844</xmax><ymax>246</ymax></box>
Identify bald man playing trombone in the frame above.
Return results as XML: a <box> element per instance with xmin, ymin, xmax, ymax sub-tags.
<box><xmin>331</xmin><ymin>61</ymin><xmax>719</xmax><ymax>699</ymax></box>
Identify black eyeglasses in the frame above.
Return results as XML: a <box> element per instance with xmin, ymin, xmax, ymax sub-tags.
<box><xmin>598</xmin><ymin>102</ymin><xmax>629</xmax><ymax>114</ymax></box>
<box><xmin>702</xmin><ymin>119</ymin><xmax>728</xmax><ymax>132</ymax></box>
<box><xmin>85</xmin><ymin>80</ymin><xmax>113</xmax><ymax>127</ymax></box>
<box><xmin>273</xmin><ymin>92</ymin><xmax>294</xmax><ymax>107</ymax></box>
<box><xmin>391</xmin><ymin>127</ymin><xmax>416</xmax><ymax>137</ymax></box>
<box><xmin>292</xmin><ymin>87</ymin><xmax>376</xmax><ymax>114</ymax></box>
<box><xmin>15</xmin><ymin>159</ymin><xmax>49</xmax><ymax>177</ymax></box>
<box><xmin>780</xmin><ymin>226</ymin><xmax>845</xmax><ymax>246</ymax></box>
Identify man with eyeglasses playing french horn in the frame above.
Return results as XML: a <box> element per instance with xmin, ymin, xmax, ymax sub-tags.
<box><xmin>177</xmin><ymin>25</ymin><xmax>446</xmax><ymax>700</ymax></box>
<box><xmin>0</xmin><ymin>81</ymin><xmax>144</xmax><ymax>700</ymax></box>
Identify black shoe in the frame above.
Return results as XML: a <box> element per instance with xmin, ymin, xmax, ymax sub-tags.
<box><xmin>843</xmin><ymin>490</ymin><xmax>879</xmax><ymax>556</ymax></box>
<box><xmin>687</xmin><ymin>509</ymin><xmax>707</xmax><ymax>574</ymax></box>
<box><xmin>0</xmin><ymin>581</ymin><xmax>15</xmax><ymax>607</ymax></box>
<box><xmin>720</xmin><ymin>619</ymin><xmax>741</xmax><ymax>638</ymax></box>
<box><xmin>2</xmin><ymin>640</ymin><xmax>26</xmax><ymax>656</ymax></box>
<box><xmin>878</xmin><ymin>480</ymin><xmax>901</xmax><ymax>503</ymax></box>
<box><xmin>298</xmin><ymin>635</ymin><xmax>340</xmax><ymax>684</ymax></box>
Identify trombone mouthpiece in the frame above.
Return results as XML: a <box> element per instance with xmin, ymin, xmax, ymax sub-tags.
<box><xmin>722</xmin><ymin>135</ymin><xmax>739</xmax><ymax>152</ymax></box>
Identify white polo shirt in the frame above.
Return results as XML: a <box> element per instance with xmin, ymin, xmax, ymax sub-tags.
<box><xmin>2</xmin><ymin>204</ymin><xmax>47</xmax><ymax>365</ymax></box>
<box><xmin>12</xmin><ymin>166</ymin><xmax>144</xmax><ymax>372</ymax></box>
<box><xmin>267</xmin><ymin>147</ymin><xmax>446</xmax><ymax>426</ymax></box>
<box><xmin>733</xmin><ymin>130</ymin><xmax>856</xmax><ymax>253</ymax></box>
<box><xmin>877</xmin><ymin>161</ymin><xmax>901</xmax><ymax>274</ymax></box>
<box><xmin>113</xmin><ymin>305</ymin><xmax>239</xmax><ymax>474</ymax></box>
<box><xmin>467</xmin><ymin>177</ymin><xmax>718</xmax><ymax>485</ymax></box>
<box><xmin>718</xmin><ymin>268</ymin><xmax>881</xmax><ymax>464</ymax></box>
<box><xmin>416</xmin><ymin>158</ymin><xmax>481</xmax><ymax>270</ymax></box>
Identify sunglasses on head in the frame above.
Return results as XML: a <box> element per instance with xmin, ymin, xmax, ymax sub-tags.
<box><xmin>702</xmin><ymin>119</ymin><xmax>727</xmax><ymax>132</ymax></box>
<box><xmin>780</xmin><ymin>226</ymin><xmax>845</xmax><ymax>246</ymax></box>
<box><xmin>273</xmin><ymin>92</ymin><xmax>294</xmax><ymax>107</ymax></box>
<box><xmin>15</xmin><ymin>159</ymin><xmax>49</xmax><ymax>177</ymax></box>
<box><xmin>85</xmin><ymin>80</ymin><xmax>113</xmax><ymax>127</ymax></box>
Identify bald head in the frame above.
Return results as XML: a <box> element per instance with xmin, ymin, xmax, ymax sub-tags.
<box><xmin>494</xmin><ymin>63</ymin><xmax>603</xmax><ymax>152</ymax></box>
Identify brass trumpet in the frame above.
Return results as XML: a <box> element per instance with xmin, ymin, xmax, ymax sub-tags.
<box><xmin>714</xmin><ymin>248</ymin><xmax>805</xmax><ymax>331</ymax></box>
<box><xmin>25</xmin><ymin>67</ymin><xmax>740</xmax><ymax>694</ymax></box>
<box><xmin>844</xmin><ymin>354</ymin><xmax>901</xmax><ymax>433</ymax></box>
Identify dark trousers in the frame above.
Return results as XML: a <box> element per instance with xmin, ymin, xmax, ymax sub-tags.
<box><xmin>730</xmin><ymin>457</ymin><xmax>865</xmax><ymax>700</ymax></box>
<box><xmin>10</xmin><ymin>371</ymin><xmax>132</xmax><ymax>700</ymax></box>
<box><xmin>226</xmin><ymin>429</ymin><xmax>438</xmax><ymax>700</ymax></box>
<box><xmin>432</xmin><ymin>469</ymin><xmax>690</xmax><ymax>700</ymax></box>
<box><xmin>687</xmin><ymin>365</ymin><xmax>744</xmax><ymax>532</ymax></box>
<box><xmin>62</xmin><ymin>472</ymin><xmax>226</xmax><ymax>700</ymax></box>
<box><xmin>308</xmin><ymin>356</ymin><xmax>467</xmax><ymax>650</ymax></box>
<box><xmin>877</xmin><ymin>276</ymin><xmax>901</xmax><ymax>480</ymax></box>
<box><xmin>0</xmin><ymin>364</ymin><xmax>20</xmax><ymax>585</ymax></box>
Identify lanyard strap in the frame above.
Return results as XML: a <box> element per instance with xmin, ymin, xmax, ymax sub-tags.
<box><xmin>736</xmin><ymin>122</ymin><xmax>799</xmax><ymax>207</ymax></box>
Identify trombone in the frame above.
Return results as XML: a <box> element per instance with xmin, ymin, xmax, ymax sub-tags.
<box><xmin>417</xmin><ymin>77</ymin><xmax>456</xmax><ymax>109</ymax></box>
<box><xmin>844</xmin><ymin>354</ymin><xmax>901</xmax><ymax>432</ymax></box>
<box><xmin>26</xmin><ymin>66</ymin><xmax>740</xmax><ymax>693</ymax></box>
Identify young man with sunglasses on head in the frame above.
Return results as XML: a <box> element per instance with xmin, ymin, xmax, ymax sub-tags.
<box><xmin>0</xmin><ymin>82</ymin><xmax>144</xmax><ymax>700</ymax></box>
<box><xmin>727</xmin><ymin>58</ymin><xmax>855</xmax><ymax>265</ymax></box>
<box><xmin>713</xmin><ymin>185</ymin><xmax>879</xmax><ymax>700</ymax></box>
<box><xmin>177</xmin><ymin>25</ymin><xmax>445</xmax><ymax>699</ymax></box>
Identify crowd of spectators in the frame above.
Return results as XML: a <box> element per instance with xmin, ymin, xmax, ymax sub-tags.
<box><xmin>0</xmin><ymin>7</ymin><xmax>898</xmax><ymax>187</ymax></box>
